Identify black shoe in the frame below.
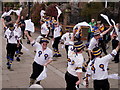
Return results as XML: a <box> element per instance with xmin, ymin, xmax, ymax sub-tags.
<box><xmin>112</xmin><ymin>60</ymin><xmax>115</xmax><ymax>62</ymax></box>
<box><xmin>6</xmin><ymin>62</ymin><xmax>9</xmax><ymax>65</ymax></box>
<box><xmin>115</xmin><ymin>61</ymin><xmax>119</xmax><ymax>63</ymax></box>
<box><xmin>34</xmin><ymin>51</ymin><xmax>36</xmax><ymax>53</ymax></box>
<box><xmin>7</xmin><ymin>66</ymin><xmax>14</xmax><ymax>71</ymax></box>
<box><xmin>27</xmin><ymin>41</ymin><xmax>30</xmax><ymax>44</ymax></box>
<box><xmin>57</xmin><ymin>54</ymin><xmax>62</xmax><ymax>57</ymax></box>
<box><xmin>36</xmin><ymin>81</ymin><xmax>41</xmax><ymax>85</ymax></box>
<box><xmin>19</xmin><ymin>52</ymin><xmax>23</xmax><ymax>55</ymax></box>
<box><xmin>15</xmin><ymin>54</ymin><xmax>18</xmax><ymax>57</ymax></box>
<box><xmin>7</xmin><ymin>66</ymin><xmax>10</xmax><ymax>69</ymax></box>
<box><xmin>53</xmin><ymin>54</ymin><xmax>58</xmax><ymax>57</ymax></box>
<box><xmin>16</xmin><ymin>57</ymin><xmax>20</xmax><ymax>61</ymax></box>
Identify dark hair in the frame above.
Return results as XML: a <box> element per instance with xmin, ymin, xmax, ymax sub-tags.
<box><xmin>8</xmin><ymin>23</ymin><xmax>14</xmax><ymax>28</ymax></box>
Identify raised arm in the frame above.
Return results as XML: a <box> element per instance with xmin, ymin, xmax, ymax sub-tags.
<box><xmin>24</xmin><ymin>31</ymin><xmax>34</xmax><ymax>42</ymax></box>
<box><xmin>15</xmin><ymin>15</ymin><xmax>21</xmax><ymax>24</ymax></box>
<box><xmin>76</xmin><ymin>72</ymin><xmax>82</xmax><ymax>85</ymax></box>
<box><xmin>115</xmin><ymin>42</ymin><xmax>120</xmax><ymax>52</ymax></box>
<box><xmin>101</xmin><ymin>25</ymin><xmax>113</xmax><ymax>36</ymax></box>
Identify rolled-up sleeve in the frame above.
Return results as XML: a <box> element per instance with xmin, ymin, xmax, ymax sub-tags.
<box><xmin>101</xmin><ymin>50</ymin><xmax>117</xmax><ymax>63</ymax></box>
<box><xmin>31</xmin><ymin>40</ymin><xmax>41</xmax><ymax>49</ymax></box>
<box><xmin>48</xmin><ymin>50</ymin><xmax>53</xmax><ymax>61</ymax></box>
<box><xmin>75</xmin><ymin>57</ymin><xmax>84</xmax><ymax>73</ymax></box>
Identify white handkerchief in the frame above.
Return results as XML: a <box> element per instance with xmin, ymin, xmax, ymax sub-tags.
<box><xmin>37</xmin><ymin>66</ymin><xmax>47</xmax><ymax>81</ymax></box>
<box><xmin>25</xmin><ymin>19</ymin><xmax>35</xmax><ymax>33</ymax></box>
<box><xmin>108</xmin><ymin>74</ymin><xmax>120</xmax><ymax>79</ymax></box>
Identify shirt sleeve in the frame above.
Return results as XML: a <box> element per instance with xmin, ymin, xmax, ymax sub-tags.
<box><xmin>86</xmin><ymin>62</ymin><xmax>92</xmax><ymax>75</ymax></box>
<box><xmin>61</xmin><ymin>34</ymin><xmax>64</xmax><ymax>40</ymax></box>
<box><xmin>75</xmin><ymin>56</ymin><xmax>84</xmax><ymax>73</ymax></box>
<box><xmin>101</xmin><ymin>49</ymin><xmax>117</xmax><ymax>63</ymax></box>
<box><xmin>48</xmin><ymin>50</ymin><xmax>53</xmax><ymax>61</ymax></box>
<box><xmin>1</xmin><ymin>12</ymin><xmax>6</xmax><ymax>18</ymax></box>
<box><xmin>100</xmin><ymin>33</ymin><xmax>103</xmax><ymax>37</ymax></box>
<box><xmin>45</xmin><ymin>26</ymin><xmax>49</xmax><ymax>32</ymax></box>
<box><xmin>61</xmin><ymin>34</ymin><xmax>66</xmax><ymax>41</ymax></box>
<box><xmin>68</xmin><ymin>42</ymin><xmax>74</xmax><ymax>57</ymax></box>
<box><xmin>31</xmin><ymin>40</ymin><xmax>41</xmax><ymax>49</ymax></box>
<box><xmin>88</xmin><ymin>39</ymin><xmax>94</xmax><ymax>50</ymax></box>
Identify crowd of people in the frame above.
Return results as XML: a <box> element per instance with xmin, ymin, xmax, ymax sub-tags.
<box><xmin>1</xmin><ymin>7</ymin><xmax>120</xmax><ymax>90</ymax></box>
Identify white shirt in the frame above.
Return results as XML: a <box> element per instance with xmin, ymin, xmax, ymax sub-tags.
<box><xmin>31</xmin><ymin>41</ymin><xmax>53</xmax><ymax>65</ymax></box>
<box><xmin>40</xmin><ymin>10</ymin><xmax>45</xmax><ymax>18</ymax></box>
<box><xmin>86</xmin><ymin>50</ymin><xmax>117</xmax><ymax>80</ymax></box>
<box><xmin>67</xmin><ymin>45</ymin><xmax>84</xmax><ymax>77</ymax></box>
<box><xmin>1</xmin><ymin>10</ymin><xmax>13</xmax><ymax>18</ymax></box>
<box><xmin>41</xmin><ymin>23</ymin><xmax>49</xmax><ymax>35</ymax></box>
<box><xmin>110</xmin><ymin>30</ymin><xmax>119</xmax><ymax>40</ymax></box>
<box><xmin>45</xmin><ymin>20</ymin><xmax>51</xmax><ymax>27</ymax></box>
<box><xmin>54</xmin><ymin>26</ymin><xmax>62</xmax><ymax>38</ymax></box>
<box><xmin>14</xmin><ymin>24</ymin><xmax>22</xmax><ymax>38</ymax></box>
<box><xmin>61</xmin><ymin>32</ymin><xmax>73</xmax><ymax>45</ymax></box>
<box><xmin>88</xmin><ymin>34</ymin><xmax>102</xmax><ymax>50</ymax></box>
<box><xmin>5</xmin><ymin>28</ymin><xmax>19</xmax><ymax>44</ymax></box>
<box><xmin>118</xmin><ymin>32</ymin><xmax>120</xmax><ymax>41</ymax></box>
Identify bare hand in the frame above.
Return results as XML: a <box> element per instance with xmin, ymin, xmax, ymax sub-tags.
<box><xmin>52</xmin><ymin>38</ymin><xmax>54</xmax><ymax>41</ymax></box>
<box><xmin>76</xmin><ymin>80</ymin><xmax>80</xmax><ymax>85</ymax></box>
<box><xmin>44</xmin><ymin>63</ymin><xmax>48</xmax><ymax>67</ymax></box>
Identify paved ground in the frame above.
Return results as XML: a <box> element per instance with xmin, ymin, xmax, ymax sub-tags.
<box><xmin>0</xmin><ymin>21</ymin><xmax>120</xmax><ymax>89</ymax></box>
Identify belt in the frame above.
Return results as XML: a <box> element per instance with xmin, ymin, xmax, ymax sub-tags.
<box><xmin>94</xmin><ymin>78</ymin><xmax>108</xmax><ymax>81</ymax></box>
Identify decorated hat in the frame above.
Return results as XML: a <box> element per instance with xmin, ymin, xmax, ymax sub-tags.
<box><xmin>94</xmin><ymin>31</ymin><xmax>100</xmax><ymax>36</ymax></box>
<box><xmin>65</xmin><ymin>27</ymin><xmax>70</xmax><ymax>31</ymax></box>
<box><xmin>97</xmin><ymin>21</ymin><xmax>101</xmax><ymax>24</ymax></box>
<box><xmin>92</xmin><ymin>47</ymin><xmax>102</xmax><ymax>56</ymax></box>
<box><xmin>54</xmin><ymin>21</ymin><xmax>58</xmax><ymax>25</ymax></box>
<box><xmin>74</xmin><ymin>41</ymin><xmax>85</xmax><ymax>51</ymax></box>
<box><xmin>40</xmin><ymin>19</ymin><xmax>45</xmax><ymax>23</ymax></box>
<box><xmin>40</xmin><ymin>38</ymin><xmax>49</xmax><ymax>44</ymax></box>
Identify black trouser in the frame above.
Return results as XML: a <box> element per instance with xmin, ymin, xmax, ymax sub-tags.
<box><xmin>94</xmin><ymin>79</ymin><xmax>110</xmax><ymax>90</ymax></box>
<box><xmin>51</xmin><ymin>29</ymin><xmax>54</xmax><ymax>38</ymax></box>
<box><xmin>52</xmin><ymin>36</ymin><xmax>61</xmax><ymax>50</ymax></box>
<box><xmin>99</xmin><ymin>40</ymin><xmax>107</xmax><ymax>55</ymax></box>
<box><xmin>112</xmin><ymin>39</ymin><xmax>119</xmax><ymax>62</ymax></box>
<box><xmin>114</xmin><ymin>50</ymin><xmax>120</xmax><ymax>62</ymax></box>
<box><xmin>65</xmin><ymin>71</ymin><xmax>79</xmax><ymax>90</ymax></box>
<box><xmin>30</xmin><ymin>62</ymin><xmax>44</xmax><ymax>80</ymax></box>
<box><xmin>65</xmin><ymin>45</ymin><xmax>69</xmax><ymax>58</ymax></box>
<box><xmin>21</xmin><ymin>26</ymin><xmax>25</xmax><ymax>38</ymax></box>
<box><xmin>16</xmin><ymin>44</ymin><xmax>22</xmax><ymax>52</ymax></box>
<box><xmin>6</xmin><ymin>43</ymin><xmax>17</xmax><ymax>61</ymax></box>
<box><xmin>87</xmin><ymin>32</ymin><xmax>91</xmax><ymax>42</ymax></box>
<box><xmin>26</xmin><ymin>31</ymin><xmax>31</xmax><ymax>43</ymax></box>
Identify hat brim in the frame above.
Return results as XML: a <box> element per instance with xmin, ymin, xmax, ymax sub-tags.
<box><xmin>40</xmin><ymin>40</ymin><xmax>49</xmax><ymax>44</ymax></box>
